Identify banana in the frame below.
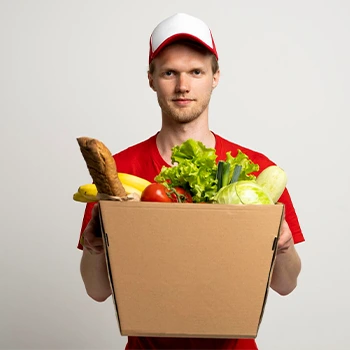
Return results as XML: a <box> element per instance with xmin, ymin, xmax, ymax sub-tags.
<box><xmin>122</xmin><ymin>184</ymin><xmax>142</xmax><ymax>197</ymax></box>
<box><xmin>78</xmin><ymin>184</ymin><xmax>98</xmax><ymax>198</ymax></box>
<box><xmin>73</xmin><ymin>192</ymin><xmax>97</xmax><ymax>203</ymax></box>
<box><xmin>118</xmin><ymin>173</ymin><xmax>151</xmax><ymax>192</ymax></box>
<box><xmin>73</xmin><ymin>173</ymin><xmax>149</xmax><ymax>203</ymax></box>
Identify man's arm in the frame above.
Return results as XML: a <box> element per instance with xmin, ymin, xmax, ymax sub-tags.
<box><xmin>270</xmin><ymin>220</ymin><xmax>302</xmax><ymax>296</ymax></box>
<box><xmin>80</xmin><ymin>203</ymin><xmax>112</xmax><ymax>302</ymax></box>
<box><xmin>80</xmin><ymin>249</ymin><xmax>112</xmax><ymax>302</ymax></box>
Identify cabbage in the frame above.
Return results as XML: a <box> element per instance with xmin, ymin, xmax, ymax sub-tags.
<box><xmin>214</xmin><ymin>180</ymin><xmax>274</xmax><ymax>205</ymax></box>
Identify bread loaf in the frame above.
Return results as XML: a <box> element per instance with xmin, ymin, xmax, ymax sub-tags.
<box><xmin>76</xmin><ymin>137</ymin><xmax>127</xmax><ymax>197</ymax></box>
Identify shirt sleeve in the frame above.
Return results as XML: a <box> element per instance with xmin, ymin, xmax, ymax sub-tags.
<box><xmin>278</xmin><ymin>188</ymin><xmax>304</xmax><ymax>244</ymax></box>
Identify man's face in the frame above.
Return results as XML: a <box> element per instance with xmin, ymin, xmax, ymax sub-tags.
<box><xmin>148</xmin><ymin>43</ymin><xmax>220</xmax><ymax>124</ymax></box>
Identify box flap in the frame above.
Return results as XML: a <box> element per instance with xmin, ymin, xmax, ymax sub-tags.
<box><xmin>99</xmin><ymin>201</ymin><xmax>283</xmax><ymax>338</ymax></box>
<box><xmin>257</xmin><ymin>203</ymin><xmax>284</xmax><ymax>331</ymax></box>
<box><xmin>99</xmin><ymin>208</ymin><xmax>122</xmax><ymax>334</ymax></box>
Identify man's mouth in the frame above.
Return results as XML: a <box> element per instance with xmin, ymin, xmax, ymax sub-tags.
<box><xmin>172</xmin><ymin>98</ymin><xmax>195</xmax><ymax>105</ymax></box>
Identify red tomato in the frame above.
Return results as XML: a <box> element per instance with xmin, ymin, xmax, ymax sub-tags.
<box><xmin>170</xmin><ymin>187</ymin><xmax>193</xmax><ymax>203</ymax></box>
<box><xmin>141</xmin><ymin>183</ymin><xmax>192</xmax><ymax>203</ymax></box>
<box><xmin>140</xmin><ymin>183</ymin><xmax>173</xmax><ymax>202</ymax></box>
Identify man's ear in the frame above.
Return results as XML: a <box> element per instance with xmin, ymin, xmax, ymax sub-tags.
<box><xmin>148</xmin><ymin>72</ymin><xmax>156</xmax><ymax>91</ymax></box>
<box><xmin>212</xmin><ymin>69</ymin><xmax>220</xmax><ymax>89</ymax></box>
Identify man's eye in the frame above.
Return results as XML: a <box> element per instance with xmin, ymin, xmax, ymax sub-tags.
<box><xmin>193</xmin><ymin>70</ymin><xmax>202</xmax><ymax>75</ymax></box>
<box><xmin>164</xmin><ymin>71</ymin><xmax>174</xmax><ymax>76</ymax></box>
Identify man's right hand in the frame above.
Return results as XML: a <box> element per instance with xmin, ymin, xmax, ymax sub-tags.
<box><xmin>82</xmin><ymin>203</ymin><xmax>104</xmax><ymax>255</ymax></box>
<box><xmin>80</xmin><ymin>202</ymin><xmax>111</xmax><ymax>301</ymax></box>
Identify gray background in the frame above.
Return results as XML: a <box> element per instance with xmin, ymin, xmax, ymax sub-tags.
<box><xmin>1</xmin><ymin>0</ymin><xmax>349</xmax><ymax>349</ymax></box>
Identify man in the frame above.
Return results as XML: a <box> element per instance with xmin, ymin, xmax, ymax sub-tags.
<box><xmin>78</xmin><ymin>13</ymin><xmax>304</xmax><ymax>350</ymax></box>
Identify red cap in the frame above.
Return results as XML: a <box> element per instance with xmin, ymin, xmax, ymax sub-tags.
<box><xmin>149</xmin><ymin>13</ymin><xmax>218</xmax><ymax>64</ymax></box>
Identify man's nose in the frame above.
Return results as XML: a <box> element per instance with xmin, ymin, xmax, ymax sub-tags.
<box><xmin>175</xmin><ymin>73</ymin><xmax>190</xmax><ymax>93</ymax></box>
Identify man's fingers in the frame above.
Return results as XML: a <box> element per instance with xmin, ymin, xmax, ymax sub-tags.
<box><xmin>91</xmin><ymin>202</ymin><xmax>100</xmax><ymax>216</ymax></box>
<box><xmin>84</xmin><ymin>235</ymin><xmax>103</xmax><ymax>246</ymax></box>
<box><xmin>85</xmin><ymin>203</ymin><xmax>102</xmax><ymax>237</ymax></box>
<box><xmin>84</xmin><ymin>234</ymin><xmax>104</xmax><ymax>251</ymax></box>
<box><xmin>89</xmin><ymin>246</ymin><xmax>104</xmax><ymax>254</ymax></box>
<box><xmin>89</xmin><ymin>203</ymin><xmax>100</xmax><ymax>225</ymax></box>
<box><xmin>278</xmin><ymin>235</ymin><xmax>293</xmax><ymax>251</ymax></box>
<box><xmin>277</xmin><ymin>219</ymin><xmax>293</xmax><ymax>253</ymax></box>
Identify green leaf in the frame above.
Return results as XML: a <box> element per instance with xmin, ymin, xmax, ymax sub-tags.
<box><xmin>225</xmin><ymin>150</ymin><xmax>259</xmax><ymax>182</ymax></box>
<box><xmin>155</xmin><ymin>139</ymin><xmax>218</xmax><ymax>202</ymax></box>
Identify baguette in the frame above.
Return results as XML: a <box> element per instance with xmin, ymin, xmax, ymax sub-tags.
<box><xmin>76</xmin><ymin>137</ymin><xmax>127</xmax><ymax>197</ymax></box>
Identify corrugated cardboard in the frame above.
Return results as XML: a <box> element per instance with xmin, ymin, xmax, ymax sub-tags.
<box><xmin>99</xmin><ymin>200</ymin><xmax>284</xmax><ymax>339</ymax></box>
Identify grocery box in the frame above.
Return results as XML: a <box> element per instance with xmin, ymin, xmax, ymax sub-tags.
<box><xmin>99</xmin><ymin>200</ymin><xmax>284</xmax><ymax>339</ymax></box>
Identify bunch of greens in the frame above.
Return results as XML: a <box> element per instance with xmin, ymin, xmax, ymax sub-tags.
<box><xmin>154</xmin><ymin>139</ymin><xmax>259</xmax><ymax>203</ymax></box>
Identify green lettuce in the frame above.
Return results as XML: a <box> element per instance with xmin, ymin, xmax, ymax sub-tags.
<box><xmin>154</xmin><ymin>139</ymin><xmax>259</xmax><ymax>203</ymax></box>
<box><xmin>155</xmin><ymin>139</ymin><xmax>218</xmax><ymax>203</ymax></box>
<box><xmin>225</xmin><ymin>150</ymin><xmax>259</xmax><ymax>182</ymax></box>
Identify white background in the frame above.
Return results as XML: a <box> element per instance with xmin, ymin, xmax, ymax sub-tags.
<box><xmin>1</xmin><ymin>1</ymin><xmax>349</xmax><ymax>349</ymax></box>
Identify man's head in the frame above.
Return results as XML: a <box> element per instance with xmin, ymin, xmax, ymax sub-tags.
<box><xmin>148</xmin><ymin>13</ymin><xmax>219</xmax><ymax>74</ymax></box>
<box><xmin>147</xmin><ymin>13</ymin><xmax>220</xmax><ymax>125</ymax></box>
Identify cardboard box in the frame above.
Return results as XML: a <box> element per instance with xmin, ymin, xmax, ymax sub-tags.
<box><xmin>99</xmin><ymin>200</ymin><xmax>284</xmax><ymax>339</ymax></box>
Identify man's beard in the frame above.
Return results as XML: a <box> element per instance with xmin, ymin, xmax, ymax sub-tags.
<box><xmin>158</xmin><ymin>94</ymin><xmax>212</xmax><ymax>124</ymax></box>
